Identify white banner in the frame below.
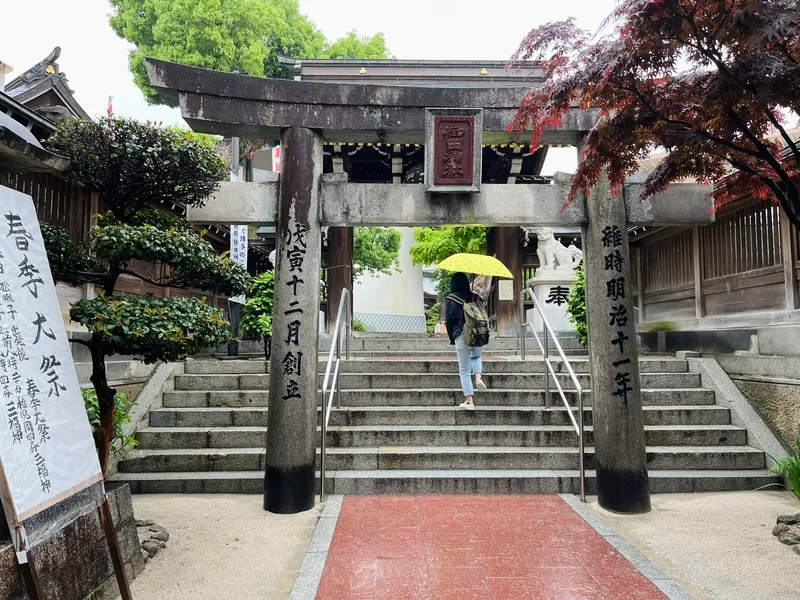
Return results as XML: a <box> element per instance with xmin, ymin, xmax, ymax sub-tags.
<box><xmin>272</xmin><ymin>145</ymin><xmax>281</xmax><ymax>173</ymax></box>
<box><xmin>229</xmin><ymin>224</ymin><xmax>248</xmax><ymax>304</ymax></box>
<box><xmin>0</xmin><ymin>187</ymin><xmax>102</xmax><ymax>527</ymax></box>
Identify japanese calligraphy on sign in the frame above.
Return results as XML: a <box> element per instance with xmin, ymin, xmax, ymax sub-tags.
<box><xmin>425</xmin><ymin>108</ymin><xmax>483</xmax><ymax>193</ymax></box>
<box><xmin>229</xmin><ymin>225</ymin><xmax>248</xmax><ymax>304</ymax></box>
<box><xmin>0</xmin><ymin>186</ymin><xmax>102</xmax><ymax>527</ymax></box>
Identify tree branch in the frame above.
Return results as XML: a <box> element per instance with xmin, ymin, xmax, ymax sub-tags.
<box><xmin>69</xmin><ymin>337</ymin><xmax>92</xmax><ymax>348</ymax></box>
<box><xmin>119</xmin><ymin>268</ymin><xmax>172</xmax><ymax>288</ymax></box>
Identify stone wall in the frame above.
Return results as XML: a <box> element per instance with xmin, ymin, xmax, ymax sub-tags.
<box><xmin>732</xmin><ymin>378</ymin><xmax>800</xmax><ymax>450</ymax></box>
<box><xmin>0</xmin><ymin>484</ymin><xmax>144</xmax><ymax>600</ymax></box>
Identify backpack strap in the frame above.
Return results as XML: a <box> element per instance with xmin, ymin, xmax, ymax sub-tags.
<box><xmin>446</xmin><ymin>294</ymin><xmax>465</xmax><ymax>305</ymax></box>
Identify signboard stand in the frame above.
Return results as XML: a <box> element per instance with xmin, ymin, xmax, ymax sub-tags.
<box><xmin>0</xmin><ymin>186</ymin><xmax>133</xmax><ymax>599</ymax></box>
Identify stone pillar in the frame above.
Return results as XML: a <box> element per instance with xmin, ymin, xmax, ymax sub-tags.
<box><xmin>264</xmin><ymin>127</ymin><xmax>322</xmax><ymax>514</ymax></box>
<box><xmin>583</xmin><ymin>173</ymin><xmax>651</xmax><ymax>513</ymax></box>
<box><xmin>494</xmin><ymin>227</ymin><xmax>522</xmax><ymax>336</ymax></box>
<box><xmin>326</xmin><ymin>227</ymin><xmax>353</xmax><ymax>330</ymax></box>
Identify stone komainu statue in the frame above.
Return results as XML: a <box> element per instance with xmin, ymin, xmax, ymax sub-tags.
<box><xmin>534</xmin><ymin>227</ymin><xmax>583</xmax><ymax>271</ymax></box>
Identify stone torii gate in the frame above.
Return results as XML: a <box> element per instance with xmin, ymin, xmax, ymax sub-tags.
<box><xmin>144</xmin><ymin>58</ymin><xmax>713</xmax><ymax>515</ymax></box>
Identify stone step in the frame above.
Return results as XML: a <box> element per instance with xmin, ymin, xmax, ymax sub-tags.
<box><xmin>134</xmin><ymin>424</ymin><xmax>747</xmax><ymax>450</ymax></box>
<box><xmin>325</xmin><ymin>424</ymin><xmax>747</xmax><ymax>448</ymax></box>
<box><xmin>110</xmin><ymin>469</ymin><xmax>781</xmax><ymax>495</ymax></box>
<box><xmin>184</xmin><ymin>357</ymin><xmax>688</xmax><ymax>375</ymax></box>
<box><xmin>172</xmin><ymin>371</ymin><xmax>700</xmax><ymax>391</ymax></box>
<box><xmin>117</xmin><ymin>445</ymin><xmax>765</xmax><ymax>474</ymax></box>
<box><xmin>332</xmin><ymin>388</ymin><xmax>716</xmax><ymax>408</ymax></box>
<box><xmin>149</xmin><ymin>405</ymin><xmax>731</xmax><ymax>428</ymax></box>
<box><xmin>161</xmin><ymin>388</ymin><xmax>716</xmax><ymax>409</ymax></box>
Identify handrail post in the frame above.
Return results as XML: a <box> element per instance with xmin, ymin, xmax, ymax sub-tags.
<box><xmin>543</xmin><ymin>318</ymin><xmax>550</xmax><ymax>410</ymax></box>
<box><xmin>578</xmin><ymin>388</ymin><xmax>585</xmax><ymax>502</ymax></box>
<box><xmin>320</xmin><ymin>389</ymin><xmax>327</xmax><ymax>503</ymax></box>
<box><xmin>335</xmin><ymin>326</ymin><xmax>342</xmax><ymax>410</ymax></box>
<box><xmin>519</xmin><ymin>290</ymin><xmax>527</xmax><ymax>361</ymax></box>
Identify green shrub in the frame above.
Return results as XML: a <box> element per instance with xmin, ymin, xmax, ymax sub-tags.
<box><xmin>566</xmin><ymin>267</ymin><xmax>587</xmax><ymax>347</ymax></box>
<box><xmin>352</xmin><ymin>319</ymin><xmax>367</xmax><ymax>332</ymax></box>
<box><xmin>426</xmin><ymin>300</ymin><xmax>443</xmax><ymax>334</ymax></box>
<box><xmin>769</xmin><ymin>439</ymin><xmax>800</xmax><ymax>502</ymax></box>
<box><xmin>241</xmin><ymin>271</ymin><xmax>275</xmax><ymax>338</ymax></box>
<box><xmin>643</xmin><ymin>321</ymin><xmax>680</xmax><ymax>332</ymax></box>
<box><xmin>82</xmin><ymin>389</ymin><xmax>137</xmax><ymax>459</ymax></box>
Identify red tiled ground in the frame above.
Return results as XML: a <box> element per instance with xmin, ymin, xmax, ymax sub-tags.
<box><xmin>316</xmin><ymin>495</ymin><xmax>667</xmax><ymax>600</ymax></box>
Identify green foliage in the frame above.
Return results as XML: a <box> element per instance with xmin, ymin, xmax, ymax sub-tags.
<box><xmin>71</xmin><ymin>296</ymin><xmax>231</xmax><ymax>364</ymax></box>
<box><xmin>82</xmin><ymin>389</ymin><xmax>138</xmax><ymax>459</ymax></box>
<box><xmin>353</xmin><ymin>227</ymin><xmax>402</xmax><ymax>278</ymax></box>
<box><xmin>566</xmin><ymin>267</ymin><xmax>587</xmax><ymax>348</ymax></box>
<box><xmin>40</xmin><ymin>223</ymin><xmax>105</xmax><ymax>285</ymax></box>
<box><xmin>241</xmin><ymin>271</ymin><xmax>275</xmax><ymax>337</ymax></box>
<box><xmin>322</xmin><ymin>31</ymin><xmax>393</xmax><ymax>60</ymax></box>
<box><xmin>426</xmin><ymin>300</ymin><xmax>443</xmax><ymax>334</ymax></box>
<box><xmin>769</xmin><ymin>439</ymin><xmax>800</xmax><ymax>502</ymax></box>
<box><xmin>410</xmin><ymin>226</ymin><xmax>487</xmax><ymax>267</ymax></box>
<box><xmin>92</xmin><ymin>219</ymin><xmax>250</xmax><ymax>297</ymax></box>
<box><xmin>109</xmin><ymin>0</ymin><xmax>390</xmax><ymax>104</ymax></box>
<box><xmin>643</xmin><ymin>321</ymin><xmax>680</xmax><ymax>332</ymax></box>
<box><xmin>351</xmin><ymin>319</ymin><xmax>367</xmax><ymax>333</ymax></box>
<box><xmin>47</xmin><ymin>119</ymin><xmax>226</xmax><ymax>218</ymax></box>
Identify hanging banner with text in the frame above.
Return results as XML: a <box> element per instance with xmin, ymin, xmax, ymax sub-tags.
<box><xmin>0</xmin><ymin>186</ymin><xmax>103</xmax><ymax>528</ymax></box>
<box><xmin>229</xmin><ymin>224</ymin><xmax>248</xmax><ymax>304</ymax></box>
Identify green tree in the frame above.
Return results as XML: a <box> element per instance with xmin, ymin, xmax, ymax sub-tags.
<box><xmin>566</xmin><ymin>267</ymin><xmax>587</xmax><ymax>348</ymax></box>
<box><xmin>44</xmin><ymin>119</ymin><xmax>250</xmax><ymax>474</ymax></box>
<box><xmin>410</xmin><ymin>226</ymin><xmax>487</xmax><ymax>294</ymax></box>
<box><xmin>109</xmin><ymin>0</ymin><xmax>391</xmax><ymax>104</ymax></box>
<box><xmin>322</xmin><ymin>31</ymin><xmax>392</xmax><ymax>60</ymax></box>
<box><xmin>240</xmin><ymin>270</ymin><xmax>275</xmax><ymax>358</ymax></box>
<box><xmin>353</xmin><ymin>227</ymin><xmax>402</xmax><ymax>278</ymax></box>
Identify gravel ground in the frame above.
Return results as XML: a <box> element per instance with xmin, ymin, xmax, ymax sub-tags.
<box><xmin>590</xmin><ymin>491</ymin><xmax>800</xmax><ymax>600</ymax></box>
<box><xmin>129</xmin><ymin>495</ymin><xmax>319</xmax><ymax>600</ymax></box>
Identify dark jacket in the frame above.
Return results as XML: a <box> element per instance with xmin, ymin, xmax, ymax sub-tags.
<box><xmin>445</xmin><ymin>291</ymin><xmax>480</xmax><ymax>344</ymax></box>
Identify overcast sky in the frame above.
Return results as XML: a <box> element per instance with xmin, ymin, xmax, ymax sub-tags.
<box><xmin>1</xmin><ymin>0</ymin><xmax>616</xmax><ymax>173</ymax></box>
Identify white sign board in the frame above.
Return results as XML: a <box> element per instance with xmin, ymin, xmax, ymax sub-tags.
<box><xmin>498</xmin><ymin>279</ymin><xmax>514</xmax><ymax>301</ymax></box>
<box><xmin>0</xmin><ymin>187</ymin><xmax>102</xmax><ymax>528</ymax></box>
<box><xmin>229</xmin><ymin>224</ymin><xmax>248</xmax><ymax>304</ymax></box>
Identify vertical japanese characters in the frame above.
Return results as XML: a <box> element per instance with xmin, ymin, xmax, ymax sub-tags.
<box><xmin>1</xmin><ymin>212</ymin><xmax>60</xmax><ymax>495</ymax></box>
<box><xmin>282</xmin><ymin>222</ymin><xmax>307</xmax><ymax>401</ymax></box>
<box><xmin>602</xmin><ymin>225</ymin><xmax>634</xmax><ymax>402</ymax></box>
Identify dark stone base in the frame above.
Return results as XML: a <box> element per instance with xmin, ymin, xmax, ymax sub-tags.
<box><xmin>264</xmin><ymin>464</ymin><xmax>316</xmax><ymax>514</ymax></box>
<box><xmin>0</xmin><ymin>485</ymin><xmax>144</xmax><ymax>600</ymax></box>
<box><xmin>596</xmin><ymin>464</ymin><xmax>652</xmax><ymax>514</ymax></box>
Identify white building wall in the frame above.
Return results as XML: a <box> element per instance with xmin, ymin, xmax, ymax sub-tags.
<box><xmin>353</xmin><ymin>227</ymin><xmax>426</xmax><ymax>332</ymax></box>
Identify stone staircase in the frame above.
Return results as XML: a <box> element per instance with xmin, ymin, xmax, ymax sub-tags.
<box><xmin>112</xmin><ymin>335</ymin><xmax>780</xmax><ymax>494</ymax></box>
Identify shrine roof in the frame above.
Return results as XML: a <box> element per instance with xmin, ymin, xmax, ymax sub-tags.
<box><xmin>144</xmin><ymin>58</ymin><xmax>598</xmax><ymax>145</ymax></box>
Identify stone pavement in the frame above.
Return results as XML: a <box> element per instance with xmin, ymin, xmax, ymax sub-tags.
<box><xmin>129</xmin><ymin>494</ymin><xmax>318</xmax><ymax>600</ymax></box>
<box><xmin>300</xmin><ymin>494</ymin><xmax>687</xmax><ymax>600</ymax></box>
<box><xmin>591</xmin><ymin>491</ymin><xmax>800</xmax><ymax>600</ymax></box>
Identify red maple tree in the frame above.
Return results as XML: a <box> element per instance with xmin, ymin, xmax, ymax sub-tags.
<box><xmin>511</xmin><ymin>0</ymin><xmax>800</xmax><ymax>226</ymax></box>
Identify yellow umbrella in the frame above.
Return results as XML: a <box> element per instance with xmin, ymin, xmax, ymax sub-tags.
<box><xmin>436</xmin><ymin>253</ymin><xmax>513</xmax><ymax>278</ymax></box>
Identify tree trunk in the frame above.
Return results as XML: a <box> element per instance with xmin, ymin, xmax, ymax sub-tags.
<box><xmin>89</xmin><ymin>333</ymin><xmax>116</xmax><ymax>476</ymax></box>
<box><xmin>264</xmin><ymin>335</ymin><xmax>271</xmax><ymax>361</ymax></box>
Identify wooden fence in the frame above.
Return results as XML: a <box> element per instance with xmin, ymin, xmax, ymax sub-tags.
<box><xmin>634</xmin><ymin>197</ymin><xmax>795</xmax><ymax>324</ymax></box>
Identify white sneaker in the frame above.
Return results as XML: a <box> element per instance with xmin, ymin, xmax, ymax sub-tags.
<box><xmin>475</xmin><ymin>377</ymin><xmax>488</xmax><ymax>391</ymax></box>
<box><xmin>459</xmin><ymin>401</ymin><xmax>475</xmax><ymax>411</ymax></box>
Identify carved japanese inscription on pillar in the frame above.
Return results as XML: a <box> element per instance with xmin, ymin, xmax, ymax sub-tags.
<box><xmin>424</xmin><ymin>108</ymin><xmax>483</xmax><ymax>193</ymax></box>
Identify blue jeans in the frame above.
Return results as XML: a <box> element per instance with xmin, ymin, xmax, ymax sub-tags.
<box><xmin>455</xmin><ymin>335</ymin><xmax>483</xmax><ymax>396</ymax></box>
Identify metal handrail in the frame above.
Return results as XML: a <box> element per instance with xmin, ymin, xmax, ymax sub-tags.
<box><xmin>519</xmin><ymin>287</ymin><xmax>585</xmax><ymax>502</ymax></box>
<box><xmin>320</xmin><ymin>290</ymin><xmax>350</xmax><ymax>503</ymax></box>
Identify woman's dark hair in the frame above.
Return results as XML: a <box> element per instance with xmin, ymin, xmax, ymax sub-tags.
<box><xmin>450</xmin><ymin>272</ymin><xmax>470</xmax><ymax>294</ymax></box>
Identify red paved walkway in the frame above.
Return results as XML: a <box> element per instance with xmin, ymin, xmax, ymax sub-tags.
<box><xmin>317</xmin><ymin>495</ymin><xmax>667</xmax><ymax>600</ymax></box>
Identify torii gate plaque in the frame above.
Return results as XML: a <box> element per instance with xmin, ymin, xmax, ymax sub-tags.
<box><xmin>145</xmin><ymin>58</ymin><xmax>714</xmax><ymax>514</ymax></box>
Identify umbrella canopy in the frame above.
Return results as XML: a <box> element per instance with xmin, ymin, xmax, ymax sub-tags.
<box><xmin>436</xmin><ymin>253</ymin><xmax>513</xmax><ymax>278</ymax></box>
